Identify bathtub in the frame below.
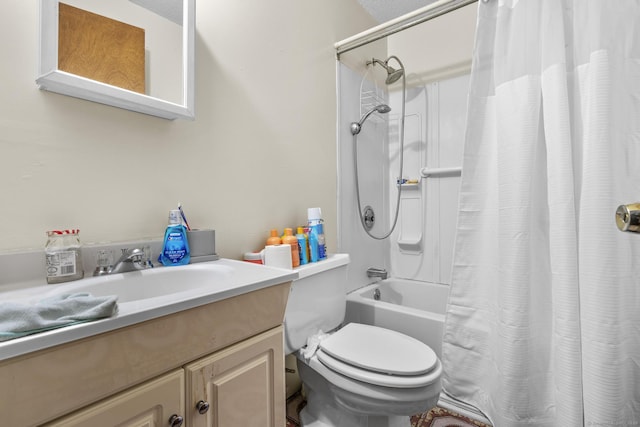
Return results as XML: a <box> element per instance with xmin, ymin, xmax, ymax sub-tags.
<box><xmin>345</xmin><ymin>278</ymin><xmax>449</xmax><ymax>358</ymax></box>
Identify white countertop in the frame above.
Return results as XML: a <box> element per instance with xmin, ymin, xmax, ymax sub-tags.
<box><xmin>0</xmin><ymin>259</ymin><xmax>298</xmax><ymax>361</ymax></box>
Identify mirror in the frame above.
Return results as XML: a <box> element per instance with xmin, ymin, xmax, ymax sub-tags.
<box><xmin>37</xmin><ymin>0</ymin><xmax>195</xmax><ymax>120</ymax></box>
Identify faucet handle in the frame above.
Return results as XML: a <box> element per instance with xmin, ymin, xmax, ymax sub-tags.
<box><xmin>93</xmin><ymin>249</ymin><xmax>114</xmax><ymax>276</ymax></box>
<box><xmin>121</xmin><ymin>247</ymin><xmax>133</xmax><ymax>256</ymax></box>
<box><xmin>141</xmin><ymin>245</ymin><xmax>154</xmax><ymax>268</ymax></box>
<box><xmin>99</xmin><ymin>249</ymin><xmax>114</xmax><ymax>265</ymax></box>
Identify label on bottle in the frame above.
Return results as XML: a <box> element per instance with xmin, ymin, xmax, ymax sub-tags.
<box><xmin>307</xmin><ymin>227</ymin><xmax>318</xmax><ymax>263</ymax></box>
<box><xmin>318</xmin><ymin>241</ymin><xmax>326</xmax><ymax>260</ymax></box>
<box><xmin>46</xmin><ymin>250</ymin><xmax>77</xmax><ymax>277</ymax></box>
<box><xmin>310</xmin><ymin>224</ymin><xmax>327</xmax><ymax>260</ymax></box>
<box><xmin>163</xmin><ymin>231</ymin><xmax>187</xmax><ymax>263</ymax></box>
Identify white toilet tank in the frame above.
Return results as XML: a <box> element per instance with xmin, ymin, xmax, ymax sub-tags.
<box><xmin>284</xmin><ymin>254</ymin><xmax>350</xmax><ymax>355</ymax></box>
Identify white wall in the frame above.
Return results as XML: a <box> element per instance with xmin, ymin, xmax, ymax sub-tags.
<box><xmin>0</xmin><ymin>0</ymin><xmax>377</xmax><ymax>260</ymax></box>
<box><xmin>388</xmin><ymin>3</ymin><xmax>477</xmax><ymax>86</ymax></box>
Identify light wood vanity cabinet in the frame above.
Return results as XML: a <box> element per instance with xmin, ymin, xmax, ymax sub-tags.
<box><xmin>46</xmin><ymin>327</ymin><xmax>284</xmax><ymax>427</ymax></box>
<box><xmin>46</xmin><ymin>369</ymin><xmax>186</xmax><ymax>427</ymax></box>
<box><xmin>1</xmin><ymin>282</ymin><xmax>290</xmax><ymax>427</ymax></box>
<box><xmin>185</xmin><ymin>327</ymin><xmax>284</xmax><ymax>427</ymax></box>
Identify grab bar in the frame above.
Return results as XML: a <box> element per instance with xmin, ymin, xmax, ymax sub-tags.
<box><xmin>420</xmin><ymin>166</ymin><xmax>462</xmax><ymax>178</ymax></box>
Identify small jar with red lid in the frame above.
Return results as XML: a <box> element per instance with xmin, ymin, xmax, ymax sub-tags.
<box><xmin>45</xmin><ymin>229</ymin><xmax>84</xmax><ymax>284</ymax></box>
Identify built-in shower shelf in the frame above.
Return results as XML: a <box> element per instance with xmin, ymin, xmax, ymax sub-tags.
<box><xmin>397</xmin><ymin>237</ymin><xmax>422</xmax><ymax>252</ymax></box>
<box><xmin>399</xmin><ymin>183</ymin><xmax>420</xmax><ymax>189</ymax></box>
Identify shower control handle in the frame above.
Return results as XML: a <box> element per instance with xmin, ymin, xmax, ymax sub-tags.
<box><xmin>363</xmin><ymin>206</ymin><xmax>375</xmax><ymax>230</ymax></box>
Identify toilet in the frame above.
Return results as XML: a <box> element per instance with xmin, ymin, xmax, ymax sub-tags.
<box><xmin>284</xmin><ymin>254</ymin><xmax>442</xmax><ymax>427</ymax></box>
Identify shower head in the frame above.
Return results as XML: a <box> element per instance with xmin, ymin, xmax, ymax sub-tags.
<box><xmin>368</xmin><ymin>57</ymin><xmax>405</xmax><ymax>85</ymax></box>
<box><xmin>350</xmin><ymin>104</ymin><xmax>391</xmax><ymax>135</ymax></box>
<box><xmin>385</xmin><ymin>67</ymin><xmax>404</xmax><ymax>84</ymax></box>
<box><xmin>372</xmin><ymin>104</ymin><xmax>391</xmax><ymax>114</ymax></box>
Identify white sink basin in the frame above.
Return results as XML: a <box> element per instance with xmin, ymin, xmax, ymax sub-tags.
<box><xmin>38</xmin><ymin>263</ymin><xmax>234</xmax><ymax>303</ymax></box>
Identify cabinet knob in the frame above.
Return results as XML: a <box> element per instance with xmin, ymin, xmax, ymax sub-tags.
<box><xmin>168</xmin><ymin>414</ymin><xmax>184</xmax><ymax>427</ymax></box>
<box><xmin>196</xmin><ymin>400</ymin><xmax>210</xmax><ymax>414</ymax></box>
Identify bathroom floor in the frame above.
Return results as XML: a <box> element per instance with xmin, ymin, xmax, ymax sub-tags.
<box><xmin>285</xmin><ymin>392</ymin><xmax>490</xmax><ymax>427</ymax></box>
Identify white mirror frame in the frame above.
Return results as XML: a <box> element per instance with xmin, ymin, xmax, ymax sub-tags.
<box><xmin>36</xmin><ymin>0</ymin><xmax>195</xmax><ymax>120</ymax></box>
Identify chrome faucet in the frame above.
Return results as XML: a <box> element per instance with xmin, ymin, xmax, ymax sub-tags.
<box><xmin>366</xmin><ymin>267</ymin><xmax>388</xmax><ymax>280</ymax></box>
<box><xmin>94</xmin><ymin>247</ymin><xmax>153</xmax><ymax>276</ymax></box>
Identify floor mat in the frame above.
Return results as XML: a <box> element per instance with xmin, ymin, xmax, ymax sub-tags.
<box><xmin>286</xmin><ymin>392</ymin><xmax>490</xmax><ymax>427</ymax></box>
<box><xmin>286</xmin><ymin>392</ymin><xmax>306</xmax><ymax>427</ymax></box>
<box><xmin>410</xmin><ymin>406</ymin><xmax>491</xmax><ymax>427</ymax></box>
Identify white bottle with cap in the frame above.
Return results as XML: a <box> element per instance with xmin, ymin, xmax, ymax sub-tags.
<box><xmin>307</xmin><ymin>207</ymin><xmax>327</xmax><ymax>260</ymax></box>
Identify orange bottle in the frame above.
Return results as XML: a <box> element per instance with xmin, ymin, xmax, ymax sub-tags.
<box><xmin>282</xmin><ymin>227</ymin><xmax>300</xmax><ymax>267</ymax></box>
<box><xmin>266</xmin><ymin>229</ymin><xmax>281</xmax><ymax>246</ymax></box>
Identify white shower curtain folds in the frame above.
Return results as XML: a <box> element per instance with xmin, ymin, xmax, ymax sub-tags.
<box><xmin>442</xmin><ymin>0</ymin><xmax>640</xmax><ymax>426</ymax></box>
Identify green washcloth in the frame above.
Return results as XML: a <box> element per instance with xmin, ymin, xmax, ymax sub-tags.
<box><xmin>0</xmin><ymin>292</ymin><xmax>118</xmax><ymax>342</ymax></box>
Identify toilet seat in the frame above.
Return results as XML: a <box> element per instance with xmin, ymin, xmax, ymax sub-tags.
<box><xmin>316</xmin><ymin>323</ymin><xmax>439</xmax><ymax>388</ymax></box>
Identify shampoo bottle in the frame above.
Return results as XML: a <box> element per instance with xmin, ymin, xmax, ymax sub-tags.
<box><xmin>282</xmin><ymin>228</ymin><xmax>300</xmax><ymax>267</ymax></box>
<box><xmin>266</xmin><ymin>229</ymin><xmax>282</xmax><ymax>246</ymax></box>
<box><xmin>307</xmin><ymin>207</ymin><xmax>327</xmax><ymax>260</ymax></box>
<box><xmin>160</xmin><ymin>209</ymin><xmax>190</xmax><ymax>266</ymax></box>
<box><xmin>308</xmin><ymin>226</ymin><xmax>319</xmax><ymax>263</ymax></box>
<box><xmin>296</xmin><ymin>226</ymin><xmax>309</xmax><ymax>265</ymax></box>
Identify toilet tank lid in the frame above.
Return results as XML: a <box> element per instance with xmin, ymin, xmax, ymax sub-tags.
<box><xmin>319</xmin><ymin>323</ymin><xmax>437</xmax><ymax>376</ymax></box>
<box><xmin>294</xmin><ymin>253</ymin><xmax>350</xmax><ymax>280</ymax></box>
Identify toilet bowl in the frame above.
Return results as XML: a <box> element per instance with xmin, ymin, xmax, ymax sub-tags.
<box><xmin>298</xmin><ymin>323</ymin><xmax>442</xmax><ymax>426</ymax></box>
<box><xmin>284</xmin><ymin>254</ymin><xmax>442</xmax><ymax>427</ymax></box>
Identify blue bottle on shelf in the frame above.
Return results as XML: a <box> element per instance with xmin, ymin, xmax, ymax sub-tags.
<box><xmin>307</xmin><ymin>207</ymin><xmax>326</xmax><ymax>260</ymax></box>
<box><xmin>308</xmin><ymin>226</ymin><xmax>319</xmax><ymax>263</ymax></box>
<box><xmin>160</xmin><ymin>209</ymin><xmax>190</xmax><ymax>266</ymax></box>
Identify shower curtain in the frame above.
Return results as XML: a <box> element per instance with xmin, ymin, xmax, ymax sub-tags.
<box><xmin>441</xmin><ymin>0</ymin><xmax>640</xmax><ymax>426</ymax></box>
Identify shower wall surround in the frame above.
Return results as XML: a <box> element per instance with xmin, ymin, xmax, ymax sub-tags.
<box><xmin>337</xmin><ymin>3</ymin><xmax>476</xmax><ymax>291</ymax></box>
<box><xmin>388</xmin><ymin>74</ymin><xmax>468</xmax><ymax>284</ymax></box>
<box><xmin>338</xmin><ymin>63</ymin><xmax>389</xmax><ymax>292</ymax></box>
<box><xmin>338</xmin><ymin>63</ymin><xmax>469</xmax><ymax>290</ymax></box>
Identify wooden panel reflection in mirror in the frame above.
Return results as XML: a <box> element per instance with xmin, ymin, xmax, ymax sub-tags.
<box><xmin>58</xmin><ymin>3</ymin><xmax>145</xmax><ymax>94</ymax></box>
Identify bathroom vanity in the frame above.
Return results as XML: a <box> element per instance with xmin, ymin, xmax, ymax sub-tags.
<box><xmin>0</xmin><ymin>258</ymin><xmax>294</xmax><ymax>427</ymax></box>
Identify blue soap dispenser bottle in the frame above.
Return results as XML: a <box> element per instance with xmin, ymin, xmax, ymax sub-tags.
<box><xmin>160</xmin><ymin>209</ymin><xmax>190</xmax><ymax>266</ymax></box>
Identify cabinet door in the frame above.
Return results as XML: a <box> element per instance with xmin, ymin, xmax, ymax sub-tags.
<box><xmin>45</xmin><ymin>370</ymin><xmax>185</xmax><ymax>427</ymax></box>
<box><xmin>185</xmin><ymin>326</ymin><xmax>285</xmax><ymax>427</ymax></box>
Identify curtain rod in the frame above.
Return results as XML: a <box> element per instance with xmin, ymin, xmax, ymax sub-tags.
<box><xmin>335</xmin><ymin>0</ymin><xmax>478</xmax><ymax>58</ymax></box>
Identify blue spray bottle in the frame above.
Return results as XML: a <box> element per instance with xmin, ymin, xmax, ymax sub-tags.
<box><xmin>308</xmin><ymin>226</ymin><xmax>319</xmax><ymax>263</ymax></box>
<box><xmin>160</xmin><ymin>209</ymin><xmax>190</xmax><ymax>266</ymax></box>
<box><xmin>307</xmin><ymin>207</ymin><xmax>327</xmax><ymax>260</ymax></box>
<box><xmin>296</xmin><ymin>226</ymin><xmax>309</xmax><ymax>265</ymax></box>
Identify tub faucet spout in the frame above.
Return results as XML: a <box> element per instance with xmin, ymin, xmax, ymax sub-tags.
<box><xmin>366</xmin><ymin>267</ymin><xmax>387</xmax><ymax>280</ymax></box>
